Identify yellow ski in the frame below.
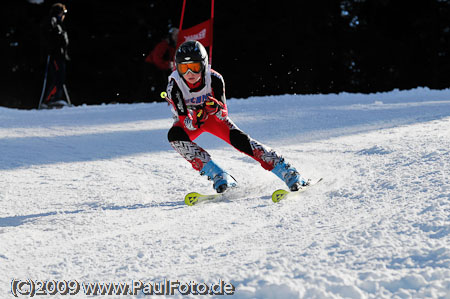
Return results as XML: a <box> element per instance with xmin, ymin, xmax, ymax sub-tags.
<box><xmin>184</xmin><ymin>192</ymin><xmax>222</xmax><ymax>206</ymax></box>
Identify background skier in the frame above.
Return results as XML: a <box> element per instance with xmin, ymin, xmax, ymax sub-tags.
<box><xmin>166</xmin><ymin>40</ymin><xmax>309</xmax><ymax>193</ymax></box>
<box><xmin>145</xmin><ymin>27</ymin><xmax>179</xmax><ymax>101</ymax></box>
<box><xmin>40</xmin><ymin>2</ymin><xmax>70</xmax><ymax>108</ymax></box>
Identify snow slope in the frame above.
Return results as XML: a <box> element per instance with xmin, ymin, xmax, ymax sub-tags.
<box><xmin>1</xmin><ymin>87</ymin><xmax>449</xmax><ymax>298</ymax></box>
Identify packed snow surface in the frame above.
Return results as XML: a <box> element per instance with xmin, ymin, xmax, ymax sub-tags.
<box><xmin>1</xmin><ymin>87</ymin><xmax>449</xmax><ymax>298</ymax></box>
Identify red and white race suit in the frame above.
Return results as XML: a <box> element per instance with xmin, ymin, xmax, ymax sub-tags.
<box><xmin>166</xmin><ymin>66</ymin><xmax>283</xmax><ymax>172</ymax></box>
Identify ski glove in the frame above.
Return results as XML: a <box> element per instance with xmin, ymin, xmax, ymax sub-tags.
<box><xmin>204</xmin><ymin>96</ymin><xmax>224</xmax><ymax>115</ymax></box>
<box><xmin>184</xmin><ymin>97</ymin><xmax>227</xmax><ymax>130</ymax></box>
<box><xmin>185</xmin><ymin>108</ymin><xmax>207</xmax><ymax>130</ymax></box>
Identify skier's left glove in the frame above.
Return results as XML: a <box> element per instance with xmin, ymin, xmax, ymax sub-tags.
<box><xmin>204</xmin><ymin>96</ymin><xmax>224</xmax><ymax>115</ymax></box>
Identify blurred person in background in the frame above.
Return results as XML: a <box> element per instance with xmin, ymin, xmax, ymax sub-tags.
<box><xmin>144</xmin><ymin>27</ymin><xmax>178</xmax><ymax>101</ymax></box>
<box><xmin>39</xmin><ymin>3</ymin><xmax>70</xmax><ymax>109</ymax></box>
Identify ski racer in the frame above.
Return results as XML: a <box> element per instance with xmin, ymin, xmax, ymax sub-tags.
<box><xmin>166</xmin><ymin>40</ymin><xmax>309</xmax><ymax>193</ymax></box>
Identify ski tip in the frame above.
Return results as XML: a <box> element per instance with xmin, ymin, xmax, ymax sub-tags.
<box><xmin>272</xmin><ymin>189</ymin><xmax>289</xmax><ymax>203</ymax></box>
<box><xmin>185</xmin><ymin>192</ymin><xmax>202</xmax><ymax>206</ymax></box>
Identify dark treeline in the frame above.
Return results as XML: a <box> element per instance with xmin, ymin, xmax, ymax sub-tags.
<box><xmin>1</xmin><ymin>0</ymin><xmax>449</xmax><ymax>109</ymax></box>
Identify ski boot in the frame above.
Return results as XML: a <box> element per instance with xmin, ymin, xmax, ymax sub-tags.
<box><xmin>272</xmin><ymin>159</ymin><xmax>308</xmax><ymax>191</ymax></box>
<box><xmin>200</xmin><ymin>160</ymin><xmax>237</xmax><ymax>193</ymax></box>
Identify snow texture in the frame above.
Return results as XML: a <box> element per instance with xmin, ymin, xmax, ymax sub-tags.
<box><xmin>1</xmin><ymin>87</ymin><xmax>449</xmax><ymax>298</ymax></box>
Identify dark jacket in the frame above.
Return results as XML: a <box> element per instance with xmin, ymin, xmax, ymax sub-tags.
<box><xmin>45</xmin><ymin>16</ymin><xmax>69</xmax><ymax>60</ymax></box>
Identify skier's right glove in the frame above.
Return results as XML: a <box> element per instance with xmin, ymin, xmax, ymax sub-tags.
<box><xmin>185</xmin><ymin>108</ymin><xmax>207</xmax><ymax>130</ymax></box>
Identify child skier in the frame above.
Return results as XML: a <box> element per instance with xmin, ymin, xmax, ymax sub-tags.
<box><xmin>166</xmin><ymin>40</ymin><xmax>308</xmax><ymax>193</ymax></box>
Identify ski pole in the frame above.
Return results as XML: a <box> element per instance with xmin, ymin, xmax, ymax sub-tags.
<box><xmin>63</xmin><ymin>84</ymin><xmax>72</xmax><ymax>106</ymax></box>
<box><xmin>160</xmin><ymin>91</ymin><xmax>175</xmax><ymax>108</ymax></box>
<box><xmin>38</xmin><ymin>55</ymin><xmax>51</xmax><ymax>109</ymax></box>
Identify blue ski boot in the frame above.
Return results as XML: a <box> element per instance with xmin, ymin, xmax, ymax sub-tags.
<box><xmin>201</xmin><ymin>160</ymin><xmax>237</xmax><ymax>193</ymax></box>
<box><xmin>272</xmin><ymin>159</ymin><xmax>308</xmax><ymax>191</ymax></box>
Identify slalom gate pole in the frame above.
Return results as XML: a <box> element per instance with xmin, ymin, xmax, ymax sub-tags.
<box><xmin>179</xmin><ymin>0</ymin><xmax>187</xmax><ymax>32</ymax></box>
<box><xmin>209</xmin><ymin>0</ymin><xmax>214</xmax><ymax>65</ymax></box>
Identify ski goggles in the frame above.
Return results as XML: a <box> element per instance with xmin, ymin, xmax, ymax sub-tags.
<box><xmin>177</xmin><ymin>62</ymin><xmax>203</xmax><ymax>75</ymax></box>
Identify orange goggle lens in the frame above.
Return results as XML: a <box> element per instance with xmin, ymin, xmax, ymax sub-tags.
<box><xmin>177</xmin><ymin>62</ymin><xmax>202</xmax><ymax>75</ymax></box>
